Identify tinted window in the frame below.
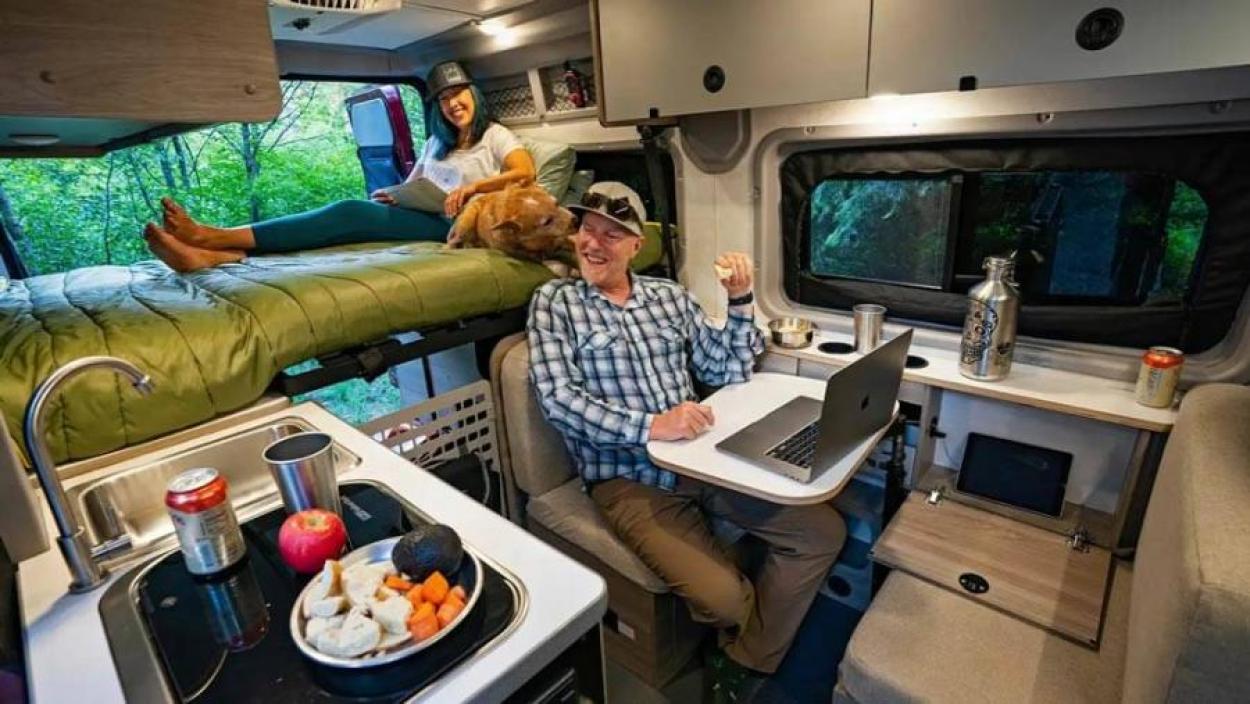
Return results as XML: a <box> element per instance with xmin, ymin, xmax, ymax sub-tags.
<box><xmin>808</xmin><ymin>171</ymin><xmax>1207</xmax><ymax>306</ymax></box>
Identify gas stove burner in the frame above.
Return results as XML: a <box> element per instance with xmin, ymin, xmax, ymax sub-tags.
<box><xmin>817</xmin><ymin>341</ymin><xmax>855</xmax><ymax>355</ymax></box>
<box><xmin>905</xmin><ymin>355</ymin><xmax>929</xmax><ymax>369</ymax></box>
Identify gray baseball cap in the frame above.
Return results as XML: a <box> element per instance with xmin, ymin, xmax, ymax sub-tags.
<box><xmin>568</xmin><ymin>182</ymin><xmax>647</xmax><ymax>237</ymax></box>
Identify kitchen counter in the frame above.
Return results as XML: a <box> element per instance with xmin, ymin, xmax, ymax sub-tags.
<box><xmin>18</xmin><ymin>403</ymin><xmax>608</xmax><ymax>703</ymax></box>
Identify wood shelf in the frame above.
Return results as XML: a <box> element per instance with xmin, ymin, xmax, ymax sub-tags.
<box><xmin>872</xmin><ymin>492</ymin><xmax>1114</xmax><ymax>645</ymax></box>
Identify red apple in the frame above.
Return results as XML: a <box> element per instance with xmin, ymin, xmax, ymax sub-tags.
<box><xmin>278</xmin><ymin>509</ymin><xmax>347</xmax><ymax>574</ymax></box>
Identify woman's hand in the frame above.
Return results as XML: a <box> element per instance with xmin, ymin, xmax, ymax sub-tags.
<box><xmin>370</xmin><ymin>189</ymin><xmax>396</xmax><ymax>206</ymax></box>
<box><xmin>444</xmin><ymin>184</ymin><xmax>476</xmax><ymax>217</ymax></box>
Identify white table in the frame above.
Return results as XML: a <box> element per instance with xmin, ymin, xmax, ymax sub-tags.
<box><xmin>646</xmin><ymin>373</ymin><xmax>896</xmax><ymax>505</ymax></box>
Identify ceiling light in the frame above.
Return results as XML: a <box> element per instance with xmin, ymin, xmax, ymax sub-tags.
<box><xmin>8</xmin><ymin>134</ymin><xmax>61</xmax><ymax>146</ymax></box>
<box><xmin>475</xmin><ymin>18</ymin><xmax>507</xmax><ymax>36</ymax></box>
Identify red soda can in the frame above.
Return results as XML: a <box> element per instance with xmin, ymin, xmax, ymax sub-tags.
<box><xmin>1135</xmin><ymin>346</ymin><xmax>1184</xmax><ymax>408</ymax></box>
<box><xmin>166</xmin><ymin>468</ymin><xmax>246</xmax><ymax>575</ymax></box>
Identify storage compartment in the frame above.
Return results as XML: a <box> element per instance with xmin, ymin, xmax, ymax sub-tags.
<box><xmin>869</xmin><ymin>0</ymin><xmax>1250</xmax><ymax>96</ymax></box>
<box><xmin>592</xmin><ymin>0</ymin><xmax>870</xmax><ymax>124</ymax></box>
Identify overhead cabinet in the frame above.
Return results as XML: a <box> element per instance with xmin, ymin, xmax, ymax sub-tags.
<box><xmin>0</xmin><ymin>0</ymin><xmax>280</xmax><ymax>156</ymax></box>
<box><xmin>869</xmin><ymin>0</ymin><xmax>1250</xmax><ymax>96</ymax></box>
<box><xmin>591</xmin><ymin>0</ymin><xmax>871</xmax><ymax>125</ymax></box>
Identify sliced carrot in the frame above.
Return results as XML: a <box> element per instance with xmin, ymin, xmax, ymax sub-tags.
<box><xmin>385</xmin><ymin>575</ymin><xmax>415</xmax><ymax>592</ymax></box>
<box><xmin>436</xmin><ymin>599</ymin><xmax>464</xmax><ymax>628</ymax></box>
<box><xmin>448</xmin><ymin>585</ymin><xmax>467</xmax><ymax>602</ymax></box>
<box><xmin>421</xmin><ymin>571</ymin><xmax>450</xmax><ymax>605</ymax></box>
<box><xmin>407</xmin><ymin>601</ymin><xmax>435</xmax><ymax>626</ymax></box>
<box><xmin>408</xmin><ymin>613</ymin><xmax>440</xmax><ymax>642</ymax></box>
<box><xmin>406</xmin><ymin>587</ymin><xmax>425</xmax><ymax>608</ymax></box>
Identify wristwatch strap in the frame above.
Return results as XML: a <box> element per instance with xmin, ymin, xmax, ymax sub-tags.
<box><xmin>727</xmin><ymin>291</ymin><xmax>754</xmax><ymax>306</ymax></box>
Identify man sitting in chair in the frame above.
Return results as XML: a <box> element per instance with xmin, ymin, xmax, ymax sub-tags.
<box><xmin>527</xmin><ymin>182</ymin><xmax>846</xmax><ymax>698</ymax></box>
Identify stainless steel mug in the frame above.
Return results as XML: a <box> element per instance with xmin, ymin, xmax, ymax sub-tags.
<box><xmin>262</xmin><ymin>432</ymin><xmax>340</xmax><ymax>515</ymax></box>
<box><xmin>853</xmin><ymin>304</ymin><xmax>886</xmax><ymax>353</ymax></box>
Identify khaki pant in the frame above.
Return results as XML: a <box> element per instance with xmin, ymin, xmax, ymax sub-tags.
<box><xmin>590</xmin><ymin>476</ymin><xmax>846</xmax><ymax>673</ymax></box>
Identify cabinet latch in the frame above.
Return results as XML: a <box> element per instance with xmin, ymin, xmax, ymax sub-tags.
<box><xmin>1067</xmin><ymin>527</ymin><xmax>1091</xmax><ymax>552</ymax></box>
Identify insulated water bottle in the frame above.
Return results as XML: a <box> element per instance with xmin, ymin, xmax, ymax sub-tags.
<box><xmin>959</xmin><ymin>256</ymin><xmax>1020</xmax><ymax>381</ymax></box>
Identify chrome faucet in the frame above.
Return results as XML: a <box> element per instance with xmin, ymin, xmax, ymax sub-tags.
<box><xmin>23</xmin><ymin>356</ymin><xmax>153</xmax><ymax>593</ymax></box>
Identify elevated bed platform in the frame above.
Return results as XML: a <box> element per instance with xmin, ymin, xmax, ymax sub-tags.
<box><xmin>0</xmin><ymin>229</ymin><xmax>664</xmax><ymax>464</ymax></box>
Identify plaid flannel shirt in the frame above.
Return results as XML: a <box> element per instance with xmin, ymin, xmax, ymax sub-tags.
<box><xmin>527</xmin><ymin>275</ymin><xmax>764</xmax><ymax>490</ymax></box>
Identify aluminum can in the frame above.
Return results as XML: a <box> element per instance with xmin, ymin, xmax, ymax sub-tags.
<box><xmin>166</xmin><ymin>468</ymin><xmax>246</xmax><ymax>575</ymax></box>
<box><xmin>959</xmin><ymin>256</ymin><xmax>1020</xmax><ymax>381</ymax></box>
<box><xmin>1135</xmin><ymin>346</ymin><xmax>1184</xmax><ymax>408</ymax></box>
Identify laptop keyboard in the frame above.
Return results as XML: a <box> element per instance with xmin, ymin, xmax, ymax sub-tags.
<box><xmin>766</xmin><ymin>420</ymin><xmax>820</xmax><ymax>469</ymax></box>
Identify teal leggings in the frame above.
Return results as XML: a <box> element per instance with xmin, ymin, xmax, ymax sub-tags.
<box><xmin>250</xmin><ymin>200</ymin><xmax>452</xmax><ymax>253</ymax></box>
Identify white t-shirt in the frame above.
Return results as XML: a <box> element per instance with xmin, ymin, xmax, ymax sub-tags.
<box><xmin>415</xmin><ymin>123</ymin><xmax>524</xmax><ymax>192</ymax></box>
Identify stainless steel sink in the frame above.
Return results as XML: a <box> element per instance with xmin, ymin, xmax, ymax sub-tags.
<box><xmin>65</xmin><ymin>419</ymin><xmax>359</xmax><ymax>564</ymax></box>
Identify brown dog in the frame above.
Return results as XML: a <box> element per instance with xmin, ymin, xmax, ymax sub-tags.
<box><xmin>446</xmin><ymin>184</ymin><xmax>576</xmax><ymax>263</ymax></box>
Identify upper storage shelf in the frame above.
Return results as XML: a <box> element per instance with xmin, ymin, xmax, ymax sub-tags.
<box><xmin>868</xmin><ymin>0</ymin><xmax>1250</xmax><ymax>96</ymax></box>
<box><xmin>0</xmin><ymin>0</ymin><xmax>281</xmax><ymax>157</ymax></box>
<box><xmin>591</xmin><ymin>0</ymin><xmax>870</xmax><ymax>125</ymax></box>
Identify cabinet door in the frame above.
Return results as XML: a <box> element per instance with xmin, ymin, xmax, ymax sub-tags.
<box><xmin>594</xmin><ymin>0</ymin><xmax>870</xmax><ymax>124</ymax></box>
<box><xmin>869</xmin><ymin>0</ymin><xmax>1250</xmax><ymax>96</ymax></box>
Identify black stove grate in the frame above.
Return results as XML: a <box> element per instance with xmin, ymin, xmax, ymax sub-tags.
<box><xmin>133</xmin><ymin>483</ymin><xmax>516</xmax><ymax>703</ymax></box>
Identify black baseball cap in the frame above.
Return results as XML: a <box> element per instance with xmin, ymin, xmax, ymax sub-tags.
<box><xmin>426</xmin><ymin>61</ymin><xmax>474</xmax><ymax>100</ymax></box>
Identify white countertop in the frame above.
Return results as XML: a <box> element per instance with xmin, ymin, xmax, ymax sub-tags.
<box><xmin>768</xmin><ymin>330</ymin><xmax>1178</xmax><ymax>432</ymax></box>
<box><xmin>647</xmin><ymin>373</ymin><xmax>894</xmax><ymax>505</ymax></box>
<box><xmin>19</xmin><ymin>403</ymin><xmax>607</xmax><ymax>704</ymax></box>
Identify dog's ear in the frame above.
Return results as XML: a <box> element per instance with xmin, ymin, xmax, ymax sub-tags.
<box><xmin>490</xmin><ymin>219</ymin><xmax>523</xmax><ymax>240</ymax></box>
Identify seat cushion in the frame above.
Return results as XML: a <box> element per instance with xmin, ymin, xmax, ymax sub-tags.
<box><xmin>526</xmin><ymin>478</ymin><xmax>669</xmax><ymax>593</ymax></box>
<box><xmin>840</xmin><ymin>561</ymin><xmax>1132</xmax><ymax>704</ymax></box>
<box><xmin>1124</xmin><ymin>383</ymin><xmax>1250</xmax><ymax>704</ymax></box>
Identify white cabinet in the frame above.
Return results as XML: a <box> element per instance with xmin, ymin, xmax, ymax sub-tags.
<box><xmin>592</xmin><ymin>0</ymin><xmax>870</xmax><ymax>124</ymax></box>
<box><xmin>869</xmin><ymin>0</ymin><xmax>1250</xmax><ymax>96</ymax></box>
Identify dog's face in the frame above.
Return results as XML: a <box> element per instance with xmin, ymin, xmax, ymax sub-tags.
<box><xmin>486</xmin><ymin>186</ymin><xmax>576</xmax><ymax>260</ymax></box>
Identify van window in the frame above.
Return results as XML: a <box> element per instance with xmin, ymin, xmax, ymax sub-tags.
<box><xmin>809</xmin><ymin>171</ymin><xmax>1206</xmax><ymax>305</ymax></box>
<box><xmin>0</xmin><ymin>81</ymin><xmax>425</xmax><ymax>276</ymax></box>
<box><xmin>782</xmin><ymin>134</ymin><xmax>1247</xmax><ymax>353</ymax></box>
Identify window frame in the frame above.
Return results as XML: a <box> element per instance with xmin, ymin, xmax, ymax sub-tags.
<box><xmin>778</xmin><ymin>132</ymin><xmax>1250</xmax><ymax>355</ymax></box>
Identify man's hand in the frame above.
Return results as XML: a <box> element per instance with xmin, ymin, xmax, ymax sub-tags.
<box><xmin>444</xmin><ymin>184</ymin><xmax>476</xmax><ymax>217</ymax></box>
<box><xmin>370</xmin><ymin>189</ymin><xmax>396</xmax><ymax>206</ymax></box>
<box><xmin>650</xmin><ymin>402</ymin><xmax>715</xmax><ymax>441</ymax></box>
<box><xmin>715</xmin><ymin>252</ymin><xmax>753</xmax><ymax>299</ymax></box>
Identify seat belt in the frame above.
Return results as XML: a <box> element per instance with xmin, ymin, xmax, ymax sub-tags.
<box><xmin>638</xmin><ymin>125</ymin><xmax>677</xmax><ymax>280</ymax></box>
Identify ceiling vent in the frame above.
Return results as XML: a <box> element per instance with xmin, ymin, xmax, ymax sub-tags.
<box><xmin>269</xmin><ymin>0</ymin><xmax>402</xmax><ymax>36</ymax></box>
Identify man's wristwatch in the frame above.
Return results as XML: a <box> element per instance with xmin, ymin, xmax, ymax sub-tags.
<box><xmin>727</xmin><ymin>291</ymin><xmax>754</xmax><ymax>306</ymax></box>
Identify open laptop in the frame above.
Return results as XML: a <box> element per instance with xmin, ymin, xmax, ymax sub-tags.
<box><xmin>717</xmin><ymin>329</ymin><xmax>912</xmax><ymax>483</ymax></box>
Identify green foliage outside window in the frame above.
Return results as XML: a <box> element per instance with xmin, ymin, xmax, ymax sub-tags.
<box><xmin>0</xmin><ymin>81</ymin><xmax>426</xmax><ymax>276</ymax></box>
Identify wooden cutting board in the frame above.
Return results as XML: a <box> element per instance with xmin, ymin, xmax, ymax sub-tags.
<box><xmin>871</xmin><ymin>492</ymin><xmax>1113</xmax><ymax>645</ymax></box>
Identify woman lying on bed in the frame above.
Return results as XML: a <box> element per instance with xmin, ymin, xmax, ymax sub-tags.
<box><xmin>144</xmin><ymin>61</ymin><xmax>536</xmax><ymax>272</ymax></box>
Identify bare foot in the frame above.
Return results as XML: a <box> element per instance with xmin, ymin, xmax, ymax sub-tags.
<box><xmin>144</xmin><ymin>222</ymin><xmax>243</xmax><ymax>272</ymax></box>
<box><xmin>160</xmin><ymin>197</ymin><xmax>253</xmax><ymax>250</ymax></box>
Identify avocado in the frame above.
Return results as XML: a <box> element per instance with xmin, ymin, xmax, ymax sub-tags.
<box><xmin>391</xmin><ymin>524</ymin><xmax>463</xmax><ymax>582</ymax></box>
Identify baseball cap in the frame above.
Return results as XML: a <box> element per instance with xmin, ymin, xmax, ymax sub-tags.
<box><xmin>568</xmin><ymin>182</ymin><xmax>647</xmax><ymax>237</ymax></box>
<box><xmin>426</xmin><ymin>61</ymin><xmax>474</xmax><ymax>100</ymax></box>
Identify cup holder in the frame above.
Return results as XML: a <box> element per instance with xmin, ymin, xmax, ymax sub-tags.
<box><xmin>905</xmin><ymin>355</ymin><xmax>929</xmax><ymax>369</ymax></box>
<box><xmin>817</xmin><ymin>341</ymin><xmax>855</xmax><ymax>355</ymax></box>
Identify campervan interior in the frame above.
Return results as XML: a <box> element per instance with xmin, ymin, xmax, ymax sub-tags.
<box><xmin>1</xmin><ymin>1</ymin><xmax>1249</xmax><ymax>703</ymax></box>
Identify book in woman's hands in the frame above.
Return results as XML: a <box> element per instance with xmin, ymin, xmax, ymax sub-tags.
<box><xmin>380</xmin><ymin>177</ymin><xmax>449</xmax><ymax>212</ymax></box>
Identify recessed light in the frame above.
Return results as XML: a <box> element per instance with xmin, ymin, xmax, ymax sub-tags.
<box><xmin>475</xmin><ymin>18</ymin><xmax>507</xmax><ymax>36</ymax></box>
<box><xmin>9</xmin><ymin>134</ymin><xmax>61</xmax><ymax>146</ymax></box>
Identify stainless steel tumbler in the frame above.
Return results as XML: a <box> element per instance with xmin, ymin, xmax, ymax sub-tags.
<box><xmin>262</xmin><ymin>432</ymin><xmax>340</xmax><ymax>515</ymax></box>
<box><xmin>853</xmin><ymin>304</ymin><xmax>886</xmax><ymax>353</ymax></box>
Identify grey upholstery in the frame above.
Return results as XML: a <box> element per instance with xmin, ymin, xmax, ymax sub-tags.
<box><xmin>490</xmin><ymin>334</ymin><xmax>671</xmax><ymax>594</ymax></box>
<box><xmin>840</xmin><ymin>383</ymin><xmax>1250</xmax><ymax>704</ymax></box>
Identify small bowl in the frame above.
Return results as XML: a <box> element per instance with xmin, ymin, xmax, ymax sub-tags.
<box><xmin>768</xmin><ymin>317</ymin><xmax>815</xmax><ymax>349</ymax></box>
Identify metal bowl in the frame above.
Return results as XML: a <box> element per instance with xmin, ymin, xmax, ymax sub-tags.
<box><xmin>290</xmin><ymin>535</ymin><xmax>483</xmax><ymax>669</ymax></box>
<box><xmin>768</xmin><ymin>317</ymin><xmax>815</xmax><ymax>349</ymax></box>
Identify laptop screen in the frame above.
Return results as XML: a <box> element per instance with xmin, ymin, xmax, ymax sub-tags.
<box><xmin>955</xmin><ymin>433</ymin><xmax>1072</xmax><ymax>517</ymax></box>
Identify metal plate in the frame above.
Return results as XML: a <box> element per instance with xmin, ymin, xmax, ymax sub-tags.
<box><xmin>289</xmin><ymin>536</ymin><xmax>483</xmax><ymax>668</ymax></box>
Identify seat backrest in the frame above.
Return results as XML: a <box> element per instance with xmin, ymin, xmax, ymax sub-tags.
<box><xmin>1123</xmin><ymin>383</ymin><xmax>1250</xmax><ymax>703</ymax></box>
<box><xmin>490</xmin><ymin>334</ymin><xmax>577</xmax><ymax>513</ymax></box>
